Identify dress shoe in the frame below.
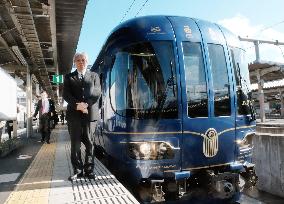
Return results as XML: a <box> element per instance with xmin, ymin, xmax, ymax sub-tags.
<box><xmin>68</xmin><ymin>172</ymin><xmax>84</xmax><ymax>181</ymax></box>
<box><xmin>85</xmin><ymin>172</ymin><xmax>96</xmax><ymax>180</ymax></box>
<box><xmin>47</xmin><ymin>141</ymin><xmax>50</xmax><ymax>144</ymax></box>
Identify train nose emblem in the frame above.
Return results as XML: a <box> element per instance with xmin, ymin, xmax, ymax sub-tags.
<box><xmin>202</xmin><ymin>128</ymin><xmax>218</xmax><ymax>157</ymax></box>
<box><xmin>151</xmin><ymin>26</ymin><xmax>161</xmax><ymax>32</ymax></box>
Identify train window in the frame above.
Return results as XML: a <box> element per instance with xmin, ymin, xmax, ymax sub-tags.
<box><xmin>109</xmin><ymin>41</ymin><xmax>178</xmax><ymax>119</ymax></box>
<box><xmin>208</xmin><ymin>44</ymin><xmax>231</xmax><ymax>116</ymax></box>
<box><xmin>230</xmin><ymin>47</ymin><xmax>252</xmax><ymax>115</ymax></box>
<box><xmin>182</xmin><ymin>42</ymin><xmax>208</xmax><ymax>118</ymax></box>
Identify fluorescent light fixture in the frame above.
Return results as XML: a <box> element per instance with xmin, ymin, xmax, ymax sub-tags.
<box><xmin>33</xmin><ymin>14</ymin><xmax>50</xmax><ymax>18</ymax></box>
<box><xmin>11</xmin><ymin>46</ymin><xmax>27</xmax><ymax>66</ymax></box>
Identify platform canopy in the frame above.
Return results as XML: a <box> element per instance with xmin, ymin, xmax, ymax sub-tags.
<box><xmin>252</xmin><ymin>84</ymin><xmax>284</xmax><ymax>103</ymax></box>
<box><xmin>0</xmin><ymin>0</ymin><xmax>88</xmax><ymax>104</ymax></box>
<box><xmin>249</xmin><ymin>60</ymin><xmax>284</xmax><ymax>118</ymax></box>
<box><xmin>249</xmin><ymin>60</ymin><xmax>284</xmax><ymax>84</ymax></box>
<box><xmin>250</xmin><ymin>60</ymin><xmax>284</xmax><ymax>102</ymax></box>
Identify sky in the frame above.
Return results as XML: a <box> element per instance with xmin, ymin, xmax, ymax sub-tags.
<box><xmin>76</xmin><ymin>0</ymin><xmax>284</xmax><ymax>66</ymax></box>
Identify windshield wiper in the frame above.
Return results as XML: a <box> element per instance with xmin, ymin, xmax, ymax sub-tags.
<box><xmin>169</xmin><ymin>60</ymin><xmax>176</xmax><ymax>97</ymax></box>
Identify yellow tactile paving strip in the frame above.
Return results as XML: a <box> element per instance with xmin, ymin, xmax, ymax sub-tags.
<box><xmin>4</xmin><ymin>130</ymin><xmax>58</xmax><ymax>204</ymax></box>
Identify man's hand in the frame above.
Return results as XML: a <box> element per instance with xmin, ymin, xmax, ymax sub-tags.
<box><xmin>76</xmin><ymin>102</ymin><xmax>88</xmax><ymax>114</ymax></box>
<box><xmin>76</xmin><ymin>102</ymin><xmax>88</xmax><ymax>110</ymax></box>
<box><xmin>82</xmin><ymin>108</ymin><xmax>88</xmax><ymax>114</ymax></box>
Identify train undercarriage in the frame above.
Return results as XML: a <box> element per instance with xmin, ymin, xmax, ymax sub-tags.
<box><xmin>137</xmin><ymin>165</ymin><xmax>257</xmax><ymax>203</ymax></box>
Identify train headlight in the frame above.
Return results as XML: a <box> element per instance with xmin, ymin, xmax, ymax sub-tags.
<box><xmin>236</xmin><ymin>132</ymin><xmax>255</xmax><ymax>149</ymax></box>
<box><xmin>139</xmin><ymin>143</ymin><xmax>151</xmax><ymax>156</ymax></box>
<box><xmin>127</xmin><ymin>141</ymin><xmax>175</xmax><ymax>160</ymax></box>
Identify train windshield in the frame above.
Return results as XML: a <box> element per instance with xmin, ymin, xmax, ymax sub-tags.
<box><xmin>208</xmin><ymin>44</ymin><xmax>231</xmax><ymax>116</ymax></box>
<box><xmin>230</xmin><ymin>47</ymin><xmax>252</xmax><ymax>115</ymax></box>
<box><xmin>109</xmin><ymin>41</ymin><xmax>178</xmax><ymax>119</ymax></box>
<box><xmin>183</xmin><ymin>42</ymin><xmax>208</xmax><ymax>118</ymax></box>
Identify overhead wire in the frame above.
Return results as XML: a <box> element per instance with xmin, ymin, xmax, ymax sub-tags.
<box><xmin>257</xmin><ymin>20</ymin><xmax>284</xmax><ymax>60</ymax></box>
<box><xmin>243</xmin><ymin>20</ymin><xmax>284</xmax><ymax>51</ymax></box>
<box><xmin>134</xmin><ymin>0</ymin><xmax>149</xmax><ymax>17</ymax></box>
<box><xmin>256</xmin><ymin>20</ymin><xmax>284</xmax><ymax>35</ymax></box>
<box><xmin>120</xmin><ymin>0</ymin><xmax>136</xmax><ymax>23</ymax></box>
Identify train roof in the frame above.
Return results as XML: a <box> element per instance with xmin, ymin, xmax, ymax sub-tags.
<box><xmin>92</xmin><ymin>15</ymin><xmax>241</xmax><ymax>71</ymax></box>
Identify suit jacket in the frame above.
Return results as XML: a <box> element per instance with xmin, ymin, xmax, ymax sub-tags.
<box><xmin>63</xmin><ymin>69</ymin><xmax>101</xmax><ymax>122</ymax></box>
<box><xmin>33</xmin><ymin>99</ymin><xmax>55</xmax><ymax>118</ymax></box>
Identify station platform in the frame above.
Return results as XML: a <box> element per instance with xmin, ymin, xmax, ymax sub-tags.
<box><xmin>3</xmin><ymin>125</ymin><xmax>139</xmax><ymax>204</ymax></box>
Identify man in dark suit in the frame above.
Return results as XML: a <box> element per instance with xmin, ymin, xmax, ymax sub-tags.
<box><xmin>33</xmin><ymin>90</ymin><xmax>55</xmax><ymax>144</ymax></box>
<box><xmin>6</xmin><ymin>120</ymin><xmax>13</xmax><ymax>139</ymax></box>
<box><xmin>63</xmin><ymin>52</ymin><xmax>101</xmax><ymax>181</ymax></box>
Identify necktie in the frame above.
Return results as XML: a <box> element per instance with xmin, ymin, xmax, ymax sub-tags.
<box><xmin>80</xmin><ymin>74</ymin><xmax>84</xmax><ymax>81</ymax></box>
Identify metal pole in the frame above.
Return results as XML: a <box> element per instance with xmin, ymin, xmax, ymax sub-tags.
<box><xmin>36</xmin><ymin>83</ymin><xmax>40</xmax><ymax>96</ymax></box>
<box><xmin>239</xmin><ymin>37</ymin><xmax>284</xmax><ymax>46</ymax></box>
<box><xmin>26</xmin><ymin>66</ymin><xmax>32</xmax><ymax>137</ymax></box>
<box><xmin>257</xmin><ymin>70</ymin><xmax>265</xmax><ymax>122</ymax></box>
<box><xmin>281</xmin><ymin>91</ymin><xmax>284</xmax><ymax>117</ymax></box>
<box><xmin>254</xmin><ymin>41</ymin><xmax>260</xmax><ymax>62</ymax></box>
<box><xmin>49</xmin><ymin>0</ymin><xmax>59</xmax><ymax>103</ymax></box>
<box><xmin>239</xmin><ymin>37</ymin><xmax>284</xmax><ymax>62</ymax></box>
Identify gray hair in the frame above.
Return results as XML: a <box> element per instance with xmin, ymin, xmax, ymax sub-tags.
<box><xmin>73</xmin><ymin>52</ymin><xmax>89</xmax><ymax>63</ymax></box>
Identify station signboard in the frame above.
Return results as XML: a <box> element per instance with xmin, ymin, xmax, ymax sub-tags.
<box><xmin>52</xmin><ymin>75</ymin><xmax>63</xmax><ymax>84</ymax></box>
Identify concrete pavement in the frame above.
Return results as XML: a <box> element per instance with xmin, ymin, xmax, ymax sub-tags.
<box><xmin>3</xmin><ymin>125</ymin><xmax>139</xmax><ymax>204</ymax></box>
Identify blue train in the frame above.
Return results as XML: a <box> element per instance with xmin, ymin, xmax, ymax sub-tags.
<box><xmin>92</xmin><ymin>16</ymin><xmax>257</xmax><ymax>203</ymax></box>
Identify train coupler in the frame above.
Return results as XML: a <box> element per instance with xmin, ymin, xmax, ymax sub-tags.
<box><xmin>174</xmin><ymin>171</ymin><xmax>190</xmax><ymax>197</ymax></box>
<box><xmin>150</xmin><ymin>179</ymin><xmax>165</xmax><ymax>202</ymax></box>
<box><xmin>241</xmin><ymin>162</ymin><xmax>258</xmax><ymax>188</ymax></box>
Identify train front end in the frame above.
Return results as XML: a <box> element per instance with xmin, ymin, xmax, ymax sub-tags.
<box><xmin>94</xmin><ymin>16</ymin><xmax>257</xmax><ymax>203</ymax></box>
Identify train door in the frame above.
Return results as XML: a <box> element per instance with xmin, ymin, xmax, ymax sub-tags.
<box><xmin>168</xmin><ymin>17</ymin><xmax>236</xmax><ymax>170</ymax></box>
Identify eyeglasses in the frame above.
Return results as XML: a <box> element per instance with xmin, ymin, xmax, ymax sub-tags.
<box><xmin>75</xmin><ymin>59</ymin><xmax>86</xmax><ymax>62</ymax></box>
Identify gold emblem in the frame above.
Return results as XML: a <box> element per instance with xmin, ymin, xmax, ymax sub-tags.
<box><xmin>202</xmin><ymin>128</ymin><xmax>218</xmax><ymax>157</ymax></box>
<box><xmin>184</xmin><ymin>25</ymin><xmax>192</xmax><ymax>38</ymax></box>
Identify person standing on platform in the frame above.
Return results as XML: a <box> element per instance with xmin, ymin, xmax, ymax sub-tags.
<box><xmin>63</xmin><ymin>52</ymin><xmax>101</xmax><ymax>181</ymax></box>
<box><xmin>0</xmin><ymin>121</ymin><xmax>5</xmax><ymax>142</ymax></box>
<box><xmin>60</xmin><ymin>111</ymin><xmax>65</xmax><ymax>124</ymax></box>
<box><xmin>6</xmin><ymin>120</ymin><xmax>13</xmax><ymax>139</ymax></box>
<box><xmin>52</xmin><ymin>112</ymin><xmax>58</xmax><ymax>128</ymax></box>
<box><xmin>33</xmin><ymin>90</ymin><xmax>55</xmax><ymax>144</ymax></box>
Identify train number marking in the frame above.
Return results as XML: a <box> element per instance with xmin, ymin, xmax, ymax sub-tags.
<box><xmin>184</xmin><ymin>25</ymin><xmax>192</xmax><ymax>38</ymax></box>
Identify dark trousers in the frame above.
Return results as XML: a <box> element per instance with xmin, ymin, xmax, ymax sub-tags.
<box><xmin>67</xmin><ymin>119</ymin><xmax>96</xmax><ymax>174</ymax></box>
<box><xmin>39</xmin><ymin>114</ymin><xmax>50</xmax><ymax>142</ymax></box>
<box><xmin>6</xmin><ymin>120</ymin><xmax>13</xmax><ymax>139</ymax></box>
<box><xmin>7</xmin><ymin>126</ymin><xmax>12</xmax><ymax>139</ymax></box>
<box><xmin>7</xmin><ymin>128</ymin><xmax>12</xmax><ymax>139</ymax></box>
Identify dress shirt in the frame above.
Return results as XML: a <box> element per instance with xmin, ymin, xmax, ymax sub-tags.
<box><xmin>77</xmin><ymin>69</ymin><xmax>87</xmax><ymax>79</ymax></box>
<box><xmin>42</xmin><ymin>99</ymin><xmax>49</xmax><ymax>114</ymax></box>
